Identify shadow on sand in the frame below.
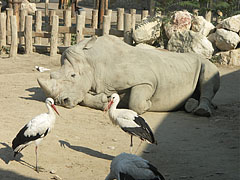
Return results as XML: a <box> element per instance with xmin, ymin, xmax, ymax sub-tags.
<box><xmin>59</xmin><ymin>140</ymin><xmax>114</xmax><ymax>161</ymax></box>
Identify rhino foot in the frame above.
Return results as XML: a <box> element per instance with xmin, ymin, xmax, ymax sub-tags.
<box><xmin>193</xmin><ymin>104</ymin><xmax>212</xmax><ymax>117</ymax></box>
<box><xmin>185</xmin><ymin>98</ymin><xmax>199</xmax><ymax>113</ymax></box>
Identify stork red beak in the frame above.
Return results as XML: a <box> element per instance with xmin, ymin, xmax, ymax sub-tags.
<box><xmin>51</xmin><ymin>104</ymin><xmax>60</xmax><ymax>116</ymax></box>
<box><xmin>104</xmin><ymin>100</ymin><xmax>113</xmax><ymax>113</ymax></box>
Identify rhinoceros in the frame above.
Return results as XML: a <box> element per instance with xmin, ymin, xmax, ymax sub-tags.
<box><xmin>38</xmin><ymin>35</ymin><xmax>220</xmax><ymax>116</ymax></box>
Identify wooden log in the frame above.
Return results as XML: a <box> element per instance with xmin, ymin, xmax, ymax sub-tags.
<box><xmin>13</xmin><ymin>0</ymin><xmax>20</xmax><ymax>31</ymax></box>
<box><xmin>50</xmin><ymin>15</ymin><xmax>59</xmax><ymax>56</ymax></box>
<box><xmin>105</xmin><ymin>9</ymin><xmax>112</xmax><ymax>24</ymax></box>
<box><xmin>25</xmin><ymin>16</ymin><xmax>33</xmax><ymax>54</ymax></box>
<box><xmin>45</xmin><ymin>0</ymin><xmax>49</xmax><ymax>23</ymax></box>
<box><xmin>49</xmin><ymin>10</ymin><xmax>56</xmax><ymax>25</ymax></box>
<box><xmin>64</xmin><ymin>9</ymin><xmax>71</xmax><ymax>46</ymax></box>
<box><xmin>6</xmin><ymin>8</ymin><xmax>13</xmax><ymax>45</ymax></box>
<box><xmin>124</xmin><ymin>13</ymin><xmax>132</xmax><ymax>45</ymax></box>
<box><xmin>141</xmin><ymin>10</ymin><xmax>148</xmax><ymax>20</ymax></box>
<box><xmin>117</xmin><ymin>8</ymin><xmax>124</xmax><ymax>31</ymax></box>
<box><xmin>92</xmin><ymin>9</ymin><xmax>98</xmax><ymax>29</ymax></box>
<box><xmin>35</xmin><ymin>10</ymin><xmax>42</xmax><ymax>45</ymax></box>
<box><xmin>10</xmin><ymin>15</ymin><xmax>18</xmax><ymax>57</ymax></box>
<box><xmin>20</xmin><ymin>9</ymin><xmax>27</xmax><ymax>44</ymax></box>
<box><xmin>130</xmin><ymin>9</ymin><xmax>136</xmax><ymax>30</ymax></box>
<box><xmin>76</xmin><ymin>14</ymin><xmax>84</xmax><ymax>43</ymax></box>
<box><xmin>0</xmin><ymin>13</ymin><xmax>7</xmax><ymax>47</ymax></box>
<box><xmin>102</xmin><ymin>15</ymin><xmax>110</xmax><ymax>35</ymax></box>
<box><xmin>79</xmin><ymin>10</ymin><xmax>86</xmax><ymax>26</ymax></box>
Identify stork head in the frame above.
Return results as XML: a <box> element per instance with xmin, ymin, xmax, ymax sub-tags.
<box><xmin>104</xmin><ymin>93</ymin><xmax>120</xmax><ymax>112</ymax></box>
<box><xmin>46</xmin><ymin>97</ymin><xmax>60</xmax><ymax>116</ymax></box>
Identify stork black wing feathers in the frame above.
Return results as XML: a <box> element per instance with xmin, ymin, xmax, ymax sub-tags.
<box><xmin>122</xmin><ymin>116</ymin><xmax>157</xmax><ymax>144</ymax></box>
<box><xmin>119</xmin><ymin>172</ymin><xmax>135</xmax><ymax>180</ymax></box>
<box><xmin>12</xmin><ymin>125</ymin><xmax>49</xmax><ymax>156</ymax></box>
<box><xmin>147</xmin><ymin>163</ymin><xmax>165</xmax><ymax>180</ymax></box>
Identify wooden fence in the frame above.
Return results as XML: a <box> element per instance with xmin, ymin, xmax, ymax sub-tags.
<box><xmin>0</xmin><ymin>7</ymin><xmax>149</xmax><ymax>58</ymax></box>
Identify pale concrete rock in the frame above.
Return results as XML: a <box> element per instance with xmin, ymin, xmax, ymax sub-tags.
<box><xmin>164</xmin><ymin>10</ymin><xmax>192</xmax><ymax>39</ymax></box>
<box><xmin>191</xmin><ymin>16</ymin><xmax>215</xmax><ymax>36</ymax></box>
<box><xmin>167</xmin><ymin>30</ymin><xmax>214</xmax><ymax>59</ymax></box>
<box><xmin>216</xmin><ymin>14</ymin><xmax>240</xmax><ymax>33</ymax></box>
<box><xmin>215</xmin><ymin>29</ymin><xmax>240</xmax><ymax>51</ymax></box>
<box><xmin>132</xmin><ymin>15</ymin><xmax>162</xmax><ymax>44</ymax></box>
<box><xmin>21</xmin><ymin>0</ymin><xmax>37</xmax><ymax>15</ymax></box>
<box><xmin>213</xmin><ymin>48</ymin><xmax>240</xmax><ymax>66</ymax></box>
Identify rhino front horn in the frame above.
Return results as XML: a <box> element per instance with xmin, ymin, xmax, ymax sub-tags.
<box><xmin>37</xmin><ymin>78</ymin><xmax>58</xmax><ymax>98</ymax></box>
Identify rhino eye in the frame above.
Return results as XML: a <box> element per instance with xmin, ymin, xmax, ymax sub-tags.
<box><xmin>71</xmin><ymin>74</ymin><xmax>76</xmax><ymax>78</ymax></box>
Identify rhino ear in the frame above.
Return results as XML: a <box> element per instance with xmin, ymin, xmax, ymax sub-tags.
<box><xmin>83</xmin><ymin>35</ymin><xmax>98</xmax><ymax>50</ymax></box>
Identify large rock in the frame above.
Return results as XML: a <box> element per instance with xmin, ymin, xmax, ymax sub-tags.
<box><xmin>21</xmin><ymin>0</ymin><xmax>37</xmax><ymax>15</ymax></box>
<box><xmin>215</xmin><ymin>29</ymin><xmax>240</xmax><ymax>51</ymax></box>
<box><xmin>167</xmin><ymin>30</ymin><xmax>214</xmax><ymax>59</ymax></box>
<box><xmin>132</xmin><ymin>15</ymin><xmax>162</xmax><ymax>44</ymax></box>
<box><xmin>191</xmin><ymin>16</ymin><xmax>215</xmax><ymax>36</ymax></box>
<box><xmin>213</xmin><ymin>48</ymin><xmax>240</xmax><ymax>66</ymax></box>
<box><xmin>164</xmin><ymin>10</ymin><xmax>192</xmax><ymax>39</ymax></box>
<box><xmin>216</xmin><ymin>14</ymin><xmax>240</xmax><ymax>33</ymax></box>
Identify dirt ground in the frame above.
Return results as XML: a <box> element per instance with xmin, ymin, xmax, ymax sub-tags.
<box><xmin>0</xmin><ymin>51</ymin><xmax>239</xmax><ymax>180</ymax></box>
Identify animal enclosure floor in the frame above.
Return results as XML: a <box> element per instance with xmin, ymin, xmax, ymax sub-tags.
<box><xmin>0</xmin><ymin>53</ymin><xmax>239</xmax><ymax>180</ymax></box>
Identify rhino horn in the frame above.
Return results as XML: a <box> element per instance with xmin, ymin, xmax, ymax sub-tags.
<box><xmin>37</xmin><ymin>78</ymin><xmax>58</xmax><ymax>98</ymax></box>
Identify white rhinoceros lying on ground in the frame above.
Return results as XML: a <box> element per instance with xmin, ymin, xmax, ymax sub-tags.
<box><xmin>38</xmin><ymin>35</ymin><xmax>220</xmax><ymax>116</ymax></box>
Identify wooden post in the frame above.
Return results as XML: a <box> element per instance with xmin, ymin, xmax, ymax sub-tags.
<box><xmin>92</xmin><ymin>9</ymin><xmax>98</xmax><ymax>29</ymax></box>
<box><xmin>50</xmin><ymin>15</ymin><xmax>59</xmax><ymax>56</ymax></box>
<box><xmin>35</xmin><ymin>10</ymin><xmax>42</xmax><ymax>45</ymax></box>
<box><xmin>10</xmin><ymin>15</ymin><xmax>18</xmax><ymax>57</ymax></box>
<box><xmin>205</xmin><ymin>10</ymin><xmax>212</xmax><ymax>22</ymax></box>
<box><xmin>0</xmin><ymin>13</ymin><xmax>7</xmax><ymax>47</ymax></box>
<box><xmin>25</xmin><ymin>16</ymin><xmax>33</xmax><ymax>54</ymax></box>
<box><xmin>102</xmin><ymin>15</ymin><xmax>110</xmax><ymax>35</ymax></box>
<box><xmin>6</xmin><ymin>8</ymin><xmax>13</xmax><ymax>45</ymax></box>
<box><xmin>105</xmin><ymin>9</ymin><xmax>112</xmax><ymax>23</ymax></box>
<box><xmin>49</xmin><ymin>10</ymin><xmax>56</xmax><ymax>25</ymax></box>
<box><xmin>117</xmin><ymin>8</ymin><xmax>124</xmax><ymax>31</ymax></box>
<box><xmin>79</xmin><ymin>10</ymin><xmax>86</xmax><ymax>28</ymax></box>
<box><xmin>130</xmin><ymin>9</ymin><xmax>136</xmax><ymax>30</ymax></box>
<box><xmin>141</xmin><ymin>10</ymin><xmax>148</xmax><ymax>20</ymax></box>
<box><xmin>105</xmin><ymin>0</ymin><xmax>108</xmax><ymax>10</ymax></box>
<box><xmin>45</xmin><ymin>0</ymin><xmax>49</xmax><ymax>23</ymax></box>
<box><xmin>76</xmin><ymin>14</ymin><xmax>84</xmax><ymax>43</ymax></box>
<box><xmin>124</xmin><ymin>13</ymin><xmax>132</xmax><ymax>45</ymax></box>
<box><xmin>64</xmin><ymin>10</ymin><xmax>71</xmax><ymax>46</ymax></box>
<box><xmin>20</xmin><ymin>9</ymin><xmax>27</xmax><ymax>44</ymax></box>
<box><xmin>98</xmin><ymin>0</ymin><xmax>105</xmax><ymax>27</ymax></box>
<box><xmin>13</xmin><ymin>0</ymin><xmax>20</xmax><ymax>31</ymax></box>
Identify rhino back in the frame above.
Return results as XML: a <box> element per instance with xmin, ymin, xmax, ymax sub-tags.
<box><xmin>82</xmin><ymin>35</ymin><xmax>204</xmax><ymax>111</ymax></box>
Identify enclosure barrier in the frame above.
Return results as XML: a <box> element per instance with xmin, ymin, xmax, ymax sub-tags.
<box><xmin>0</xmin><ymin>8</ymin><xmax>149</xmax><ymax>57</ymax></box>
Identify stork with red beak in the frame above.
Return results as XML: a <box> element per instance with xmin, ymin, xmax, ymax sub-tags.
<box><xmin>12</xmin><ymin>97</ymin><xmax>60</xmax><ymax>172</ymax></box>
<box><xmin>105</xmin><ymin>93</ymin><xmax>157</xmax><ymax>153</ymax></box>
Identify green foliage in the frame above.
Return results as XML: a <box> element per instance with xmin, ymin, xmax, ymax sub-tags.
<box><xmin>71</xmin><ymin>34</ymin><xmax>77</xmax><ymax>45</ymax></box>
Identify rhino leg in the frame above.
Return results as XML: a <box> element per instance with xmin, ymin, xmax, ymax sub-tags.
<box><xmin>128</xmin><ymin>84</ymin><xmax>154</xmax><ymax>114</ymax></box>
<box><xmin>193</xmin><ymin>63</ymin><xmax>220</xmax><ymax>117</ymax></box>
<box><xmin>81</xmin><ymin>92</ymin><xmax>108</xmax><ymax>110</ymax></box>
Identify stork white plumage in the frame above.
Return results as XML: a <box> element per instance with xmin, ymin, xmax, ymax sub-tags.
<box><xmin>12</xmin><ymin>97</ymin><xmax>60</xmax><ymax>172</ymax></box>
<box><xmin>105</xmin><ymin>93</ymin><xmax>157</xmax><ymax>153</ymax></box>
<box><xmin>105</xmin><ymin>153</ymin><xmax>165</xmax><ymax>180</ymax></box>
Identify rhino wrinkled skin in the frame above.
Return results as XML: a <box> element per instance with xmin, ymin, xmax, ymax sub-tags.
<box><xmin>38</xmin><ymin>35</ymin><xmax>220</xmax><ymax>116</ymax></box>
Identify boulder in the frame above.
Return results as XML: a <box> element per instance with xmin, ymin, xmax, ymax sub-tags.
<box><xmin>21</xmin><ymin>0</ymin><xmax>37</xmax><ymax>15</ymax></box>
<box><xmin>213</xmin><ymin>48</ymin><xmax>240</xmax><ymax>66</ymax></box>
<box><xmin>215</xmin><ymin>29</ymin><xmax>240</xmax><ymax>51</ymax></box>
<box><xmin>167</xmin><ymin>30</ymin><xmax>214</xmax><ymax>59</ymax></box>
<box><xmin>164</xmin><ymin>10</ymin><xmax>192</xmax><ymax>39</ymax></box>
<box><xmin>132</xmin><ymin>15</ymin><xmax>162</xmax><ymax>44</ymax></box>
<box><xmin>191</xmin><ymin>16</ymin><xmax>215</xmax><ymax>36</ymax></box>
<box><xmin>216</xmin><ymin>14</ymin><xmax>240</xmax><ymax>33</ymax></box>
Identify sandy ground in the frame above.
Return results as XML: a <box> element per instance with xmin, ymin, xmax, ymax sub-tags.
<box><xmin>0</xmin><ymin>52</ymin><xmax>239</xmax><ymax>180</ymax></box>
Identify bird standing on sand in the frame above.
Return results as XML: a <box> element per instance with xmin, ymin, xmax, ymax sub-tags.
<box><xmin>105</xmin><ymin>93</ymin><xmax>157</xmax><ymax>153</ymax></box>
<box><xmin>12</xmin><ymin>98</ymin><xmax>60</xmax><ymax>172</ymax></box>
<box><xmin>105</xmin><ymin>152</ymin><xmax>165</xmax><ymax>180</ymax></box>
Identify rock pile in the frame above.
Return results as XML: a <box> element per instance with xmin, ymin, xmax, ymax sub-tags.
<box><xmin>132</xmin><ymin>11</ymin><xmax>240</xmax><ymax>66</ymax></box>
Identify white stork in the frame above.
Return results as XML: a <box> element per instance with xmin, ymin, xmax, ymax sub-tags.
<box><xmin>105</xmin><ymin>153</ymin><xmax>165</xmax><ymax>180</ymax></box>
<box><xmin>105</xmin><ymin>93</ymin><xmax>157</xmax><ymax>153</ymax></box>
<box><xmin>12</xmin><ymin>97</ymin><xmax>60</xmax><ymax>172</ymax></box>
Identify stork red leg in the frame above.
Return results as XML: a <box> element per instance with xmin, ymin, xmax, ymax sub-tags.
<box><xmin>35</xmin><ymin>146</ymin><xmax>39</xmax><ymax>173</ymax></box>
